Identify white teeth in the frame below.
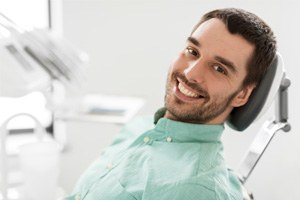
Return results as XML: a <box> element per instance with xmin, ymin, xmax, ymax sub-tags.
<box><xmin>178</xmin><ymin>82</ymin><xmax>199</xmax><ymax>98</ymax></box>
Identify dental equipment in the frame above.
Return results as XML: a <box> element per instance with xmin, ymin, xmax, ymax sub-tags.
<box><xmin>0</xmin><ymin>11</ymin><xmax>88</xmax><ymax>133</ymax></box>
<box><xmin>226</xmin><ymin>53</ymin><xmax>291</xmax><ymax>199</ymax></box>
<box><xmin>0</xmin><ymin>113</ymin><xmax>61</xmax><ymax>200</ymax></box>
<box><xmin>0</xmin><ymin>12</ymin><xmax>87</xmax><ymax>199</ymax></box>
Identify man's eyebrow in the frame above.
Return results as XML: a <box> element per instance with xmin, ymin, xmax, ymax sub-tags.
<box><xmin>215</xmin><ymin>56</ymin><xmax>237</xmax><ymax>73</ymax></box>
<box><xmin>187</xmin><ymin>37</ymin><xmax>200</xmax><ymax>46</ymax></box>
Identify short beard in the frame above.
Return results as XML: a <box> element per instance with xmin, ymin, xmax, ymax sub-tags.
<box><xmin>164</xmin><ymin>71</ymin><xmax>240</xmax><ymax>124</ymax></box>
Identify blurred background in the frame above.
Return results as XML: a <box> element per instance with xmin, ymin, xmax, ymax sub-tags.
<box><xmin>1</xmin><ymin>0</ymin><xmax>299</xmax><ymax>199</ymax></box>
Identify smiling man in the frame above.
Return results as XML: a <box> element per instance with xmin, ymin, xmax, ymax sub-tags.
<box><xmin>65</xmin><ymin>8</ymin><xmax>276</xmax><ymax>200</ymax></box>
<box><xmin>165</xmin><ymin>17</ymin><xmax>256</xmax><ymax>125</ymax></box>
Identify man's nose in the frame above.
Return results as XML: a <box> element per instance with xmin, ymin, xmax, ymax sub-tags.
<box><xmin>184</xmin><ymin>59</ymin><xmax>206</xmax><ymax>84</ymax></box>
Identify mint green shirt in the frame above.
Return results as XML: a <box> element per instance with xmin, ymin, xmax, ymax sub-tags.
<box><xmin>65</xmin><ymin>115</ymin><xmax>243</xmax><ymax>200</ymax></box>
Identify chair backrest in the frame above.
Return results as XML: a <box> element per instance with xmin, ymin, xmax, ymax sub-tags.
<box><xmin>226</xmin><ymin>52</ymin><xmax>285</xmax><ymax>131</ymax></box>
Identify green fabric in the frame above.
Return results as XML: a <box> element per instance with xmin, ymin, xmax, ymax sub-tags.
<box><xmin>64</xmin><ymin>114</ymin><xmax>243</xmax><ymax>200</ymax></box>
<box><xmin>153</xmin><ymin>107</ymin><xmax>167</xmax><ymax>124</ymax></box>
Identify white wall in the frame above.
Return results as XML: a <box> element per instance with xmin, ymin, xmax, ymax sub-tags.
<box><xmin>61</xmin><ymin>0</ymin><xmax>300</xmax><ymax>199</ymax></box>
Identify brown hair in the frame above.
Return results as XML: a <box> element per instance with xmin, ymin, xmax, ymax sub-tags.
<box><xmin>191</xmin><ymin>8</ymin><xmax>277</xmax><ymax>87</ymax></box>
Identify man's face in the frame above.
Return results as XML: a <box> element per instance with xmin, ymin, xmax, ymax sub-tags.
<box><xmin>164</xmin><ymin>18</ymin><xmax>255</xmax><ymax>124</ymax></box>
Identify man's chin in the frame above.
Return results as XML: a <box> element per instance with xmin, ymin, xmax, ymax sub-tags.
<box><xmin>165</xmin><ymin>104</ymin><xmax>201</xmax><ymax>123</ymax></box>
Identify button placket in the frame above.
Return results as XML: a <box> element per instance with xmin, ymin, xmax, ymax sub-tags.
<box><xmin>75</xmin><ymin>194</ymin><xmax>81</xmax><ymax>200</ymax></box>
<box><xmin>166</xmin><ymin>136</ymin><xmax>172</xmax><ymax>142</ymax></box>
<box><xmin>143</xmin><ymin>136</ymin><xmax>151</xmax><ymax>143</ymax></box>
<box><xmin>106</xmin><ymin>162</ymin><xmax>113</xmax><ymax>170</ymax></box>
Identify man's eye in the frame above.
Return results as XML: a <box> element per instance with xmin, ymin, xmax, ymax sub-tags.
<box><xmin>185</xmin><ymin>47</ymin><xmax>198</xmax><ymax>57</ymax></box>
<box><xmin>213</xmin><ymin>64</ymin><xmax>227</xmax><ymax>75</ymax></box>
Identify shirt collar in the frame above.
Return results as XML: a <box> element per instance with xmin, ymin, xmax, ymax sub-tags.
<box><xmin>153</xmin><ymin>107</ymin><xmax>224</xmax><ymax>143</ymax></box>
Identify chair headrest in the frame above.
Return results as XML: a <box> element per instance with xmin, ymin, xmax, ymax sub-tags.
<box><xmin>226</xmin><ymin>52</ymin><xmax>285</xmax><ymax>131</ymax></box>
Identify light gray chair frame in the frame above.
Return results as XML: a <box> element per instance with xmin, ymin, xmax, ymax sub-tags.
<box><xmin>226</xmin><ymin>53</ymin><xmax>291</xmax><ymax>199</ymax></box>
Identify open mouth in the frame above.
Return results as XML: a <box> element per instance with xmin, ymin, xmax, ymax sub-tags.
<box><xmin>176</xmin><ymin>78</ymin><xmax>206</xmax><ymax>100</ymax></box>
<box><xmin>178</xmin><ymin>82</ymin><xmax>200</xmax><ymax>98</ymax></box>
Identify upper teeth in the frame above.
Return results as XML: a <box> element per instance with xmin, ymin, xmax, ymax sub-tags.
<box><xmin>178</xmin><ymin>82</ymin><xmax>199</xmax><ymax>98</ymax></box>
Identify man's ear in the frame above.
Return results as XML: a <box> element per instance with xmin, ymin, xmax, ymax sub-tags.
<box><xmin>231</xmin><ymin>84</ymin><xmax>256</xmax><ymax>108</ymax></box>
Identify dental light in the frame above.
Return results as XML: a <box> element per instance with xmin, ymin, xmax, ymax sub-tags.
<box><xmin>0</xmin><ymin>12</ymin><xmax>88</xmax><ymax>98</ymax></box>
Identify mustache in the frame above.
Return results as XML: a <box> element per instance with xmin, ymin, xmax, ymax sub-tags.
<box><xmin>172</xmin><ymin>71</ymin><xmax>209</xmax><ymax>99</ymax></box>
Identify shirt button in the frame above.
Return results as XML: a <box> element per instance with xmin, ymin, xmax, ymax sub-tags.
<box><xmin>166</xmin><ymin>136</ymin><xmax>172</xmax><ymax>142</ymax></box>
<box><xmin>106</xmin><ymin>162</ymin><xmax>113</xmax><ymax>170</ymax></box>
<box><xmin>143</xmin><ymin>136</ymin><xmax>150</xmax><ymax>143</ymax></box>
<box><xmin>75</xmin><ymin>194</ymin><xmax>81</xmax><ymax>200</ymax></box>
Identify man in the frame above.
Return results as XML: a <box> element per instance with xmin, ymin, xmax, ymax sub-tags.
<box><xmin>65</xmin><ymin>8</ymin><xmax>276</xmax><ymax>200</ymax></box>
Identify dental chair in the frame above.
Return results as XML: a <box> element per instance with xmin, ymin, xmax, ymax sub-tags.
<box><xmin>226</xmin><ymin>52</ymin><xmax>291</xmax><ymax>199</ymax></box>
